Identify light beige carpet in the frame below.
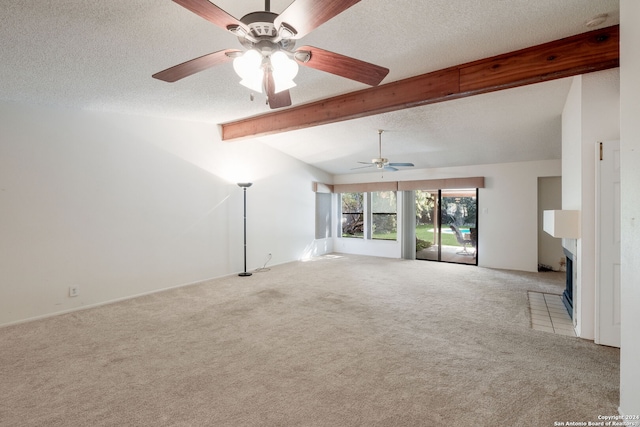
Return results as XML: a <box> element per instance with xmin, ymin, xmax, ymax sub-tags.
<box><xmin>0</xmin><ymin>254</ymin><xmax>619</xmax><ymax>426</ymax></box>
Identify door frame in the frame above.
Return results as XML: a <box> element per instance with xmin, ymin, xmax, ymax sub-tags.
<box><xmin>595</xmin><ymin>139</ymin><xmax>621</xmax><ymax>347</ymax></box>
<box><xmin>415</xmin><ymin>188</ymin><xmax>478</xmax><ymax>265</ymax></box>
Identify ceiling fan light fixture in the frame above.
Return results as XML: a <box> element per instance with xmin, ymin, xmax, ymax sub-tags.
<box><xmin>270</xmin><ymin>51</ymin><xmax>299</xmax><ymax>93</ymax></box>
<box><xmin>233</xmin><ymin>49</ymin><xmax>264</xmax><ymax>93</ymax></box>
<box><xmin>239</xmin><ymin>75</ymin><xmax>264</xmax><ymax>93</ymax></box>
<box><xmin>273</xmin><ymin>77</ymin><xmax>296</xmax><ymax>94</ymax></box>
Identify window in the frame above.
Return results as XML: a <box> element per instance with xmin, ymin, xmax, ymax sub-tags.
<box><xmin>340</xmin><ymin>191</ymin><xmax>398</xmax><ymax>240</ymax></box>
<box><xmin>371</xmin><ymin>191</ymin><xmax>397</xmax><ymax>240</ymax></box>
<box><xmin>341</xmin><ymin>192</ymin><xmax>364</xmax><ymax>238</ymax></box>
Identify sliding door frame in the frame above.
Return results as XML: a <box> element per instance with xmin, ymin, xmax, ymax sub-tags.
<box><xmin>416</xmin><ymin>188</ymin><xmax>478</xmax><ymax>266</ymax></box>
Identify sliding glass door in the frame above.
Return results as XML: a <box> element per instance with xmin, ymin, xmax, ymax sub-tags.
<box><xmin>440</xmin><ymin>189</ymin><xmax>477</xmax><ymax>264</ymax></box>
<box><xmin>415</xmin><ymin>189</ymin><xmax>478</xmax><ymax>265</ymax></box>
<box><xmin>415</xmin><ymin>190</ymin><xmax>439</xmax><ymax>261</ymax></box>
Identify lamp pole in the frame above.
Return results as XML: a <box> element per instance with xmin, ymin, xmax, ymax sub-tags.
<box><xmin>237</xmin><ymin>183</ymin><xmax>253</xmax><ymax>277</ymax></box>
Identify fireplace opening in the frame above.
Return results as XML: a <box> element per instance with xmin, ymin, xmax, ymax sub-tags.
<box><xmin>562</xmin><ymin>248</ymin><xmax>574</xmax><ymax>318</ymax></box>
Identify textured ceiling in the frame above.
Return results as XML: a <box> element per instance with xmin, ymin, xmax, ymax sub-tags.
<box><xmin>0</xmin><ymin>0</ymin><xmax>620</xmax><ymax>175</ymax></box>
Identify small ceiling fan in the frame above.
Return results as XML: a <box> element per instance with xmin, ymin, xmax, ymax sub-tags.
<box><xmin>353</xmin><ymin>130</ymin><xmax>415</xmax><ymax>172</ymax></box>
<box><xmin>152</xmin><ymin>0</ymin><xmax>390</xmax><ymax>109</ymax></box>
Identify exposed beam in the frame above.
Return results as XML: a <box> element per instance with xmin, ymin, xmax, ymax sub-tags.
<box><xmin>221</xmin><ymin>25</ymin><xmax>619</xmax><ymax>141</ymax></box>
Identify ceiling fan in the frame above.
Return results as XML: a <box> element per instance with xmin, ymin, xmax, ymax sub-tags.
<box><xmin>152</xmin><ymin>0</ymin><xmax>390</xmax><ymax>109</ymax></box>
<box><xmin>353</xmin><ymin>130</ymin><xmax>415</xmax><ymax>172</ymax></box>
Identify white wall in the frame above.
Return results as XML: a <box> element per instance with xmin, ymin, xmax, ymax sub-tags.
<box><xmin>619</xmin><ymin>0</ymin><xmax>640</xmax><ymax>415</ymax></box>
<box><xmin>562</xmin><ymin>76</ymin><xmax>583</xmax><ymax>211</ymax></box>
<box><xmin>0</xmin><ymin>101</ymin><xmax>332</xmax><ymax>326</ymax></box>
<box><xmin>333</xmin><ymin>159</ymin><xmax>561</xmax><ymax>272</ymax></box>
<box><xmin>561</xmin><ymin>69</ymin><xmax>620</xmax><ymax>339</ymax></box>
<box><xmin>561</xmin><ymin>75</ymin><xmax>584</xmax><ymax>332</ymax></box>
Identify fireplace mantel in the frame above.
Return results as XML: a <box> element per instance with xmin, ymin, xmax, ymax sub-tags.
<box><xmin>543</xmin><ymin>210</ymin><xmax>581</xmax><ymax>238</ymax></box>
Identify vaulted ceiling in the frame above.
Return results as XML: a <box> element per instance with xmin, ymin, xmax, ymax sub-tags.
<box><xmin>0</xmin><ymin>0</ymin><xmax>620</xmax><ymax>175</ymax></box>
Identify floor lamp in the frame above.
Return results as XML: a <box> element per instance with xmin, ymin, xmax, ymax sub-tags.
<box><xmin>237</xmin><ymin>183</ymin><xmax>253</xmax><ymax>277</ymax></box>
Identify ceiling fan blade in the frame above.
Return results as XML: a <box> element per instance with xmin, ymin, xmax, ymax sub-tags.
<box><xmin>172</xmin><ymin>0</ymin><xmax>247</xmax><ymax>32</ymax></box>
<box><xmin>388</xmin><ymin>162</ymin><xmax>415</xmax><ymax>167</ymax></box>
<box><xmin>351</xmin><ymin>164</ymin><xmax>375</xmax><ymax>170</ymax></box>
<box><xmin>296</xmin><ymin>46</ymin><xmax>389</xmax><ymax>86</ymax></box>
<box><xmin>265</xmin><ymin>70</ymin><xmax>292</xmax><ymax>109</ymax></box>
<box><xmin>383</xmin><ymin>166</ymin><xmax>399</xmax><ymax>171</ymax></box>
<box><xmin>274</xmin><ymin>0</ymin><xmax>361</xmax><ymax>40</ymax></box>
<box><xmin>268</xmin><ymin>89</ymin><xmax>292</xmax><ymax>109</ymax></box>
<box><xmin>152</xmin><ymin>49</ymin><xmax>240</xmax><ymax>82</ymax></box>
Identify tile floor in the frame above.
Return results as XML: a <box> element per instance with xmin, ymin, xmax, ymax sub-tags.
<box><xmin>528</xmin><ymin>291</ymin><xmax>576</xmax><ymax>337</ymax></box>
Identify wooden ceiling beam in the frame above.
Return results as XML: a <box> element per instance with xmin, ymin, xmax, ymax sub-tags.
<box><xmin>221</xmin><ymin>25</ymin><xmax>619</xmax><ymax>141</ymax></box>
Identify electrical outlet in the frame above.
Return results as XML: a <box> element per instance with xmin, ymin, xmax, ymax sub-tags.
<box><xmin>69</xmin><ymin>286</ymin><xmax>79</xmax><ymax>297</ymax></box>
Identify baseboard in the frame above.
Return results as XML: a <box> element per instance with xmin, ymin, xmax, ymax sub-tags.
<box><xmin>0</xmin><ymin>272</ymin><xmax>235</xmax><ymax>329</ymax></box>
<box><xmin>0</xmin><ymin>256</ymin><xmax>308</xmax><ymax>329</ymax></box>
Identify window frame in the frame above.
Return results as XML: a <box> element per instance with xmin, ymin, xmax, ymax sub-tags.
<box><xmin>370</xmin><ymin>190</ymin><xmax>398</xmax><ymax>241</ymax></box>
<box><xmin>340</xmin><ymin>191</ymin><xmax>399</xmax><ymax>241</ymax></box>
<box><xmin>340</xmin><ymin>192</ymin><xmax>365</xmax><ymax>238</ymax></box>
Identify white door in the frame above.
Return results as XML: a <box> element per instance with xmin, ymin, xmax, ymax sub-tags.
<box><xmin>596</xmin><ymin>140</ymin><xmax>621</xmax><ymax>347</ymax></box>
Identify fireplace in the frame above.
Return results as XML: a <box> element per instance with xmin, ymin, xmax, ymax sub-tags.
<box><xmin>562</xmin><ymin>248</ymin><xmax>574</xmax><ymax>318</ymax></box>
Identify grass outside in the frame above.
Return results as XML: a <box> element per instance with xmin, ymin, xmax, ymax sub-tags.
<box><xmin>342</xmin><ymin>232</ymin><xmax>364</xmax><ymax>238</ymax></box>
<box><xmin>417</xmin><ymin>224</ymin><xmax>459</xmax><ymax>246</ymax></box>
<box><xmin>345</xmin><ymin>224</ymin><xmax>465</xmax><ymax>246</ymax></box>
